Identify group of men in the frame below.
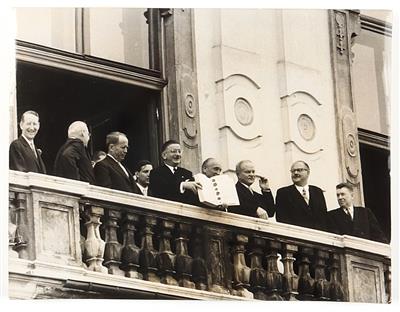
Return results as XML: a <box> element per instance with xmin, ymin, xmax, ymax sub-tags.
<box><xmin>9</xmin><ymin>110</ymin><xmax>388</xmax><ymax>244</ymax></box>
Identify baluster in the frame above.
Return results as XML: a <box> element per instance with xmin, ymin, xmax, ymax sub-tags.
<box><xmin>139</xmin><ymin>216</ymin><xmax>160</xmax><ymax>282</ymax></box>
<box><xmin>191</xmin><ymin>226</ymin><xmax>207</xmax><ymax>290</ymax></box>
<box><xmin>232</xmin><ymin>234</ymin><xmax>253</xmax><ymax>298</ymax></box>
<box><xmin>158</xmin><ymin>220</ymin><xmax>178</xmax><ymax>285</ymax></box>
<box><xmin>175</xmin><ymin>223</ymin><xmax>195</xmax><ymax>288</ymax></box>
<box><xmin>264</xmin><ymin>241</ymin><xmax>283</xmax><ymax>300</ymax></box>
<box><xmin>281</xmin><ymin>243</ymin><xmax>299</xmax><ymax>301</ymax></box>
<box><xmin>121</xmin><ymin>212</ymin><xmax>142</xmax><ymax>279</ymax></box>
<box><xmin>314</xmin><ymin>250</ymin><xmax>330</xmax><ymax>300</ymax></box>
<box><xmin>329</xmin><ymin>252</ymin><xmax>344</xmax><ymax>301</ymax></box>
<box><xmin>297</xmin><ymin>247</ymin><xmax>315</xmax><ymax>300</ymax></box>
<box><xmin>83</xmin><ymin>205</ymin><xmax>107</xmax><ymax>273</ymax></box>
<box><xmin>14</xmin><ymin>193</ymin><xmax>28</xmax><ymax>259</ymax></box>
<box><xmin>8</xmin><ymin>191</ymin><xmax>18</xmax><ymax>258</ymax></box>
<box><xmin>103</xmin><ymin>209</ymin><xmax>124</xmax><ymax>276</ymax></box>
<box><xmin>203</xmin><ymin>226</ymin><xmax>231</xmax><ymax>294</ymax></box>
<box><xmin>384</xmin><ymin>260</ymin><xmax>391</xmax><ymax>304</ymax></box>
<box><xmin>249</xmin><ymin>235</ymin><xmax>266</xmax><ymax>300</ymax></box>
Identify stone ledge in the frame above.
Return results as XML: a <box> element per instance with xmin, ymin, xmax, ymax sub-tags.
<box><xmin>9</xmin><ymin>258</ymin><xmax>248</xmax><ymax>300</ymax></box>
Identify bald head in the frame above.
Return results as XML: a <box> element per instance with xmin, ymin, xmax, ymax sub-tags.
<box><xmin>68</xmin><ymin>121</ymin><xmax>90</xmax><ymax>146</ymax></box>
<box><xmin>202</xmin><ymin>158</ymin><xmax>222</xmax><ymax>178</ymax></box>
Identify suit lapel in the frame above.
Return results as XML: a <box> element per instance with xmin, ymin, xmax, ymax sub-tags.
<box><xmin>20</xmin><ymin>136</ymin><xmax>41</xmax><ymax>169</ymax></box>
<box><xmin>107</xmin><ymin>156</ymin><xmax>132</xmax><ymax>183</ymax></box>
<box><xmin>290</xmin><ymin>184</ymin><xmax>311</xmax><ymax>213</ymax></box>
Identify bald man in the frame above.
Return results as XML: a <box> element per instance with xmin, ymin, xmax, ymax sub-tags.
<box><xmin>54</xmin><ymin>121</ymin><xmax>95</xmax><ymax>184</ymax></box>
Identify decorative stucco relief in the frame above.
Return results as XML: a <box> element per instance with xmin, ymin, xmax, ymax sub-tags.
<box><xmin>341</xmin><ymin>108</ymin><xmax>361</xmax><ymax>182</ymax></box>
<box><xmin>216</xmin><ymin>74</ymin><xmax>262</xmax><ymax>142</ymax></box>
<box><xmin>281</xmin><ymin>91</ymin><xmax>323</xmax><ymax>154</ymax></box>
<box><xmin>180</xmin><ymin>71</ymin><xmax>198</xmax><ymax>144</ymax></box>
<box><xmin>335</xmin><ymin>12</ymin><xmax>347</xmax><ymax>55</ymax></box>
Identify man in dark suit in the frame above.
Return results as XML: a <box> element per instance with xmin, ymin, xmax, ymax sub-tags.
<box><xmin>9</xmin><ymin>110</ymin><xmax>46</xmax><ymax>174</ymax></box>
<box><xmin>276</xmin><ymin>160</ymin><xmax>327</xmax><ymax>231</ymax></box>
<box><xmin>94</xmin><ymin>132</ymin><xmax>135</xmax><ymax>193</ymax></box>
<box><xmin>54</xmin><ymin>121</ymin><xmax>95</xmax><ymax>184</ymax></box>
<box><xmin>327</xmin><ymin>182</ymin><xmax>387</xmax><ymax>243</ymax></box>
<box><xmin>229</xmin><ymin>160</ymin><xmax>275</xmax><ymax>219</ymax></box>
<box><xmin>133</xmin><ymin>160</ymin><xmax>153</xmax><ymax>196</ymax></box>
<box><xmin>149</xmin><ymin>140</ymin><xmax>202</xmax><ymax>204</ymax></box>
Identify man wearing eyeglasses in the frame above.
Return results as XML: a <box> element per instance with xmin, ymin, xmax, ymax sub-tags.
<box><xmin>54</xmin><ymin>121</ymin><xmax>95</xmax><ymax>184</ymax></box>
<box><xmin>275</xmin><ymin>160</ymin><xmax>327</xmax><ymax>231</ymax></box>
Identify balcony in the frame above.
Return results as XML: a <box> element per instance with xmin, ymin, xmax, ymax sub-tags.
<box><xmin>8</xmin><ymin>171</ymin><xmax>391</xmax><ymax>302</ymax></box>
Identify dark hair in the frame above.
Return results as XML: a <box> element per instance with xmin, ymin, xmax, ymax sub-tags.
<box><xmin>105</xmin><ymin>131</ymin><xmax>127</xmax><ymax>152</ymax></box>
<box><xmin>161</xmin><ymin>139</ymin><xmax>180</xmax><ymax>153</ymax></box>
<box><xmin>134</xmin><ymin>160</ymin><xmax>152</xmax><ymax>172</ymax></box>
<box><xmin>20</xmin><ymin>110</ymin><xmax>39</xmax><ymax>122</ymax></box>
<box><xmin>336</xmin><ymin>182</ymin><xmax>354</xmax><ymax>192</ymax></box>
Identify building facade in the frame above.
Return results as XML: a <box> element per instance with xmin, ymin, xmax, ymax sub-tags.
<box><xmin>8</xmin><ymin>8</ymin><xmax>392</xmax><ymax>302</ymax></box>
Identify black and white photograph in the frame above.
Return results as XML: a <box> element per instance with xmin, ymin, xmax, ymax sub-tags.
<box><xmin>1</xmin><ymin>0</ymin><xmax>397</xmax><ymax>308</ymax></box>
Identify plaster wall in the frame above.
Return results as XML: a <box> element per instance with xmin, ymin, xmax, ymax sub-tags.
<box><xmin>194</xmin><ymin>9</ymin><xmax>342</xmax><ymax>209</ymax></box>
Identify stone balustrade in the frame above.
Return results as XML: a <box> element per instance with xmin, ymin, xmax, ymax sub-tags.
<box><xmin>8</xmin><ymin>171</ymin><xmax>391</xmax><ymax>301</ymax></box>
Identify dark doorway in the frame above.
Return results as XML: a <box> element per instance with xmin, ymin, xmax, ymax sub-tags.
<box><xmin>359</xmin><ymin>143</ymin><xmax>391</xmax><ymax>242</ymax></box>
<box><xmin>16</xmin><ymin>61</ymin><xmax>161</xmax><ymax>175</ymax></box>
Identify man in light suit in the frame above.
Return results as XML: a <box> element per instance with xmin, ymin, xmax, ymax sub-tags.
<box><xmin>94</xmin><ymin>131</ymin><xmax>135</xmax><ymax>193</ymax></box>
<box><xmin>54</xmin><ymin>121</ymin><xmax>95</xmax><ymax>184</ymax></box>
<box><xmin>149</xmin><ymin>140</ymin><xmax>202</xmax><ymax>205</ymax></box>
<box><xmin>229</xmin><ymin>160</ymin><xmax>275</xmax><ymax>219</ymax></box>
<box><xmin>327</xmin><ymin>182</ymin><xmax>387</xmax><ymax>243</ymax></box>
<box><xmin>276</xmin><ymin>160</ymin><xmax>327</xmax><ymax>231</ymax></box>
<box><xmin>9</xmin><ymin>110</ymin><xmax>46</xmax><ymax>174</ymax></box>
<box><xmin>133</xmin><ymin>160</ymin><xmax>153</xmax><ymax>196</ymax></box>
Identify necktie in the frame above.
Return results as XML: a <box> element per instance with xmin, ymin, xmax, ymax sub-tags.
<box><xmin>248</xmin><ymin>186</ymin><xmax>254</xmax><ymax>195</ymax></box>
<box><xmin>302</xmin><ymin>187</ymin><xmax>309</xmax><ymax>205</ymax></box>
<box><xmin>30</xmin><ymin>142</ymin><xmax>37</xmax><ymax>158</ymax></box>
<box><xmin>344</xmin><ymin>207</ymin><xmax>352</xmax><ymax>220</ymax></box>
<box><xmin>173</xmin><ymin>167</ymin><xmax>178</xmax><ymax>174</ymax></box>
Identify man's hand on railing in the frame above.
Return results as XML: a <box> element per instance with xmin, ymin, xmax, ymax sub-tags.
<box><xmin>256</xmin><ymin>207</ymin><xmax>268</xmax><ymax>219</ymax></box>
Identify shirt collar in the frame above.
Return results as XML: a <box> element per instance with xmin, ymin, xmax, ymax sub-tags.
<box><xmin>136</xmin><ymin>182</ymin><xmax>148</xmax><ymax>195</ymax></box>
<box><xmin>21</xmin><ymin>135</ymin><xmax>34</xmax><ymax>146</ymax></box>
<box><xmin>165</xmin><ymin>163</ymin><xmax>178</xmax><ymax>174</ymax></box>
<box><xmin>295</xmin><ymin>184</ymin><xmax>309</xmax><ymax>193</ymax></box>
<box><xmin>107</xmin><ymin>153</ymin><xmax>119</xmax><ymax>163</ymax></box>
<box><xmin>240</xmin><ymin>182</ymin><xmax>253</xmax><ymax>191</ymax></box>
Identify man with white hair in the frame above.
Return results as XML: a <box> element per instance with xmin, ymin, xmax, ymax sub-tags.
<box><xmin>54</xmin><ymin>121</ymin><xmax>95</xmax><ymax>184</ymax></box>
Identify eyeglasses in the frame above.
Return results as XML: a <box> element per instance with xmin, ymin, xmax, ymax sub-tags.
<box><xmin>290</xmin><ymin>168</ymin><xmax>308</xmax><ymax>173</ymax></box>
